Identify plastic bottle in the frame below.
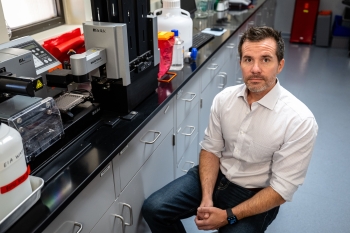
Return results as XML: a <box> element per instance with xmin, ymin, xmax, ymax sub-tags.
<box><xmin>154</xmin><ymin>0</ymin><xmax>193</xmax><ymax>51</ymax></box>
<box><xmin>0</xmin><ymin>123</ymin><xmax>32</xmax><ymax>220</ymax></box>
<box><xmin>170</xmin><ymin>29</ymin><xmax>184</xmax><ymax>70</ymax></box>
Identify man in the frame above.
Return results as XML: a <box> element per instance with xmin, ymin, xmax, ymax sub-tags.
<box><xmin>142</xmin><ymin>26</ymin><xmax>318</xmax><ymax>233</ymax></box>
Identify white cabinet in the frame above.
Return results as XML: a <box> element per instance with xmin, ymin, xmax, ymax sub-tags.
<box><xmin>199</xmin><ymin>72</ymin><xmax>225</xmax><ymax>146</ymax></box>
<box><xmin>176</xmin><ymin>133</ymin><xmax>199</xmax><ymax>178</ymax></box>
<box><xmin>175</xmin><ymin>76</ymin><xmax>201</xmax><ymax>128</ymax></box>
<box><xmin>91</xmin><ymin>130</ymin><xmax>174</xmax><ymax>233</ymax></box>
<box><xmin>200</xmin><ymin>51</ymin><xmax>228</xmax><ymax>92</ymax></box>
<box><xmin>42</xmin><ymin>163</ymin><xmax>115</xmax><ymax>233</ymax></box>
<box><xmin>113</xmin><ymin>100</ymin><xmax>174</xmax><ymax>194</ymax></box>
<box><xmin>176</xmin><ymin>101</ymin><xmax>199</xmax><ymax>164</ymax></box>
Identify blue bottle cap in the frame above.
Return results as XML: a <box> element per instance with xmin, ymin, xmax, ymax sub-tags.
<box><xmin>190</xmin><ymin>48</ymin><xmax>198</xmax><ymax>60</ymax></box>
<box><xmin>171</xmin><ymin>29</ymin><xmax>179</xmax><ymax>37</ymax></box>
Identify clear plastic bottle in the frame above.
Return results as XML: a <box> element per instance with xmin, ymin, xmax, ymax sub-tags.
<box><xmin>170</xmin><ymin>29</ymin><xmax>184</xmax><ymax>71</ymax></box>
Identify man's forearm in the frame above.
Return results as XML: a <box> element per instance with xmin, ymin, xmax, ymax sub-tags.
<box><xmin>232</xmin><ymin>186</ymin><xmax>286</xmax><ymax>220</ymax></box>
<box><xmin>199</xmin><ymin>149</ymin><xmax>220</xmax><ymax>201</ymax></box>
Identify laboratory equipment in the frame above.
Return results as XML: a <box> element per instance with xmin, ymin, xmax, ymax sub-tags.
<box><xmin>0</xmin><ymin>123</ymin><xmax>32</xmax><ymax>221</ymax></box>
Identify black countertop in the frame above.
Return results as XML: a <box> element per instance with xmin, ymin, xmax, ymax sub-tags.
<box><xmin>5</xmin><ymin>1</ymin><xmax>267</xmax><ymax>232</ymax></box>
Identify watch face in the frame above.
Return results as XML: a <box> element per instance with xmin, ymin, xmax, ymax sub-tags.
<box><xmin>227</xmin><ymin>216</ymin><xmax>237</xmax><ymax>225</ymax></box>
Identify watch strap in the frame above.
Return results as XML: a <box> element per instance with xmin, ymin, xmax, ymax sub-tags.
<box><xmin>226</xmin><ymin>208</ymin><xmax>238</xmax><ymax>225</ymax></box>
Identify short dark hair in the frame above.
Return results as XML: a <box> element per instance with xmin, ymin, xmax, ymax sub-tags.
<box><xmin>238</xmin><ymin>26</ymin><xmax>284</xmax><ymax>62</ymax></box>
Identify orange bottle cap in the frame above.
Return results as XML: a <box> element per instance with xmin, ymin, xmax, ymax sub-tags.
<box><xmin>158</xmin><ymin>31</ymin><xmax>175</xmax><ymax>40</ymax></box>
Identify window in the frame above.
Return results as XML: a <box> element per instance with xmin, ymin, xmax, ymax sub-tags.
<box><xmin>1</xmin><ymin>0</ymin><xmax>65</xmax><ymax>40</ymax></box>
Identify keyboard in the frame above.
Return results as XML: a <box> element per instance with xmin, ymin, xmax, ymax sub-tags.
<box><xmin>190</xmin><ymin>32</ymin><xmax>215</xmax><ymax>51</ymax></box>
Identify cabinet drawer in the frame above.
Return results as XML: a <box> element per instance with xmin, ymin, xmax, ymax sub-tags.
<box><xmin>201</xmin><ymin>50</ymin><xmax>228</xmax><ymax>93</ymax></box>
<box><xmin>176</xmin><ymin>133</ymin><xmax>199</xmax><ymax>178</ymax></box>
<box><xmin>176</xmin><ymin>102</ymin><xmax>199</xmax><ymax>164</ymax></box>
<box><xmin>42</xmin><ymin>163</ymin><xmax>115</xmax><ymax>233</ymax></box>
<box><xmin>92</xmin><ymin>131</ymin><xmax>174</xmax><ymax>233</ymax></box>
<box><xmin>176</xmin><ymin>76</ymin><xmax>200</xmax><ymax>127</ymax></box>
<box><xmin>114</xmin><ymin>100</ymin><xmax>174</xmax><ymax>192</ymax></box>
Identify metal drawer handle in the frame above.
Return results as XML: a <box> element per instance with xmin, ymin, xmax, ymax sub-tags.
<box><xmin>181</xmin><ymin>126</ymin><xmax>195</xmax><ymax>136</ymax></box>
<box><xmin>181</xmin><ymin>161</ymin><xmax>195</xmax><ymax>172</ymax></box>
<box><xmin>140</xmin><ymin>130</ymin><xmax>161</xmax><ymax>144</ymax></box>
<box><xmin>113</xmin><ymin>214</ymin><xmax>125</xmax><ymax>233</ymax></box>
<box><xmin>217</xmin><ymin>74</ymin><xmax>227</xmax><ymax>89</ymax></box>
<box><xmin>164</xmin><ymin>105</ymin><xmax>170</xmax><ymax>114</ymax></box>
<box><xmin>207</xmin><ymin>63</ymin><xmax>219</xmax><ymax>70</ymax></box>
<box><xmin>181</xmin><ymin>92</ymin><xmax>196</xmax><ymax>102</ymax></box>
<box><xmin>121</xmin><ymin>202</ymin><xmax>133</xmax><ymax>226</ymax></box>
<box><xmin>73</xmin><ymin>222</ymin><xmax>83</xmax><ymax>233</ymax></box>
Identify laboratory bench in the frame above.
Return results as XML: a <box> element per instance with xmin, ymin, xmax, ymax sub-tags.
<box><xmin>4</xmin><ymin>0</ymin><xmax>276</xmax><ymax>232</ymax></box>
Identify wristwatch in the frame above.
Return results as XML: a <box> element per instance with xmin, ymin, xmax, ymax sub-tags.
<box><xmin>226</xmin><ymin>208</ymin><xmax>238</xmax><ymax>225</ymax></box>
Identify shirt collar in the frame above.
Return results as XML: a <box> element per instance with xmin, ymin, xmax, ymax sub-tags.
<box><xmin>237</xmin><ymin>79</ymin><xmax>282</xmax><ymax>110</ymax></box>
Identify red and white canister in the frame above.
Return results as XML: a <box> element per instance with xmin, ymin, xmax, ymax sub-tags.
<box><xmin>0</xmin><ymin>123</ymin><xmax>32</xmax><ymax>220</ymax></box>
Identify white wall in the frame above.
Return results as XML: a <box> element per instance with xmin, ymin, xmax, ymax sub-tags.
<box><xmin>0</xmin><ymin>3</ymin><xmax>9</xmax><ymax>44</ymax></box>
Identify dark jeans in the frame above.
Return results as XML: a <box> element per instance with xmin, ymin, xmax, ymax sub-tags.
<box><xmin>142</xmin><ymin>166</ymin><xmax>279</xmax><ymax>233</ymax></box>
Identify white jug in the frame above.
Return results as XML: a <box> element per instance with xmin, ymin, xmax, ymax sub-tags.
<box><xmin>0</xmin><ymin>123</ymin><xmax>32</xmax><ymax>220</ymax></box>
<box><xmin>154</xmin><ymin>0</ymin><xmax>193</xmax><ymax>51</ymax></box>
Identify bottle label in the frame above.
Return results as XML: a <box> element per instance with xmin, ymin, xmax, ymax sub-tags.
<box><xmin>0</xmin><ymin>149</ymin><xmax>24</xmax><ymax>172</ymax></box>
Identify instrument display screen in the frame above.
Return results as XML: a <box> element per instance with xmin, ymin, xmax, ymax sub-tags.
<box><xmin>22</xmin><ymin>44</ymin><xmax>36</xmax><ymax>50</ymax></box>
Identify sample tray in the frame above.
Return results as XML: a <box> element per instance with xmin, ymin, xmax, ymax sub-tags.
<box><xmin>0</xmin><ymin>176</ymin><xmax>44</xmax><ymax>233</ymax></box>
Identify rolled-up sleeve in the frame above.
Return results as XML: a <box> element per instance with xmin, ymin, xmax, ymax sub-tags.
<box><xmin>200</xmin><ymin>94</ymin><xmax>225</xmax><ymax>158</ymax></box>
<box><xmin>270</xmin><ymin>117</ymin><xmax>318</xmax><ymax>201</ymax></box>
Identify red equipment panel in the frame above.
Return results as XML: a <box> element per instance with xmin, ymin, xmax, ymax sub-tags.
<box><xmin>290</xmin><ymin>0</ymin><xmax>320</xmax><ymax>44</ymax></box>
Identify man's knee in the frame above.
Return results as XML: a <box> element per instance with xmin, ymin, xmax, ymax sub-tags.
<box><xmin>142</xmin><ymin>192</ymin><xmax>162</xmax><ymax>219</ymax></box>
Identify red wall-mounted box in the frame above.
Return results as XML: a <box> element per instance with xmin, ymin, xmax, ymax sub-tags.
<box><xmin>290</xmin><ymin>0</ymin><xmax>320</xmax><ymax>44</ymax></box>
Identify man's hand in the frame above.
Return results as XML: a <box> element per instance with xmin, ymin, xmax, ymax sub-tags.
<box><xmin>197</xmin><ymin>198</ymin><xmax>214</xmax><ymax>220</ymax></box>
<box><xmin>195</xmin><ymin>207</ymin><xmax>227</xmax><ymax>230</ymax></box>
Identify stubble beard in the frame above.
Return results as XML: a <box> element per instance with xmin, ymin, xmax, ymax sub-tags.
<box><xmin>246</xmin><ymin>76</ymin><xmax>276</xmax><ymax>93</ymax></box>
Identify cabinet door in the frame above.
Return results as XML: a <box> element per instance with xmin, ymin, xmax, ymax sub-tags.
<box><xmin>89</xmin><ymin>200</ymin><xmax>123</xmax><ymax>233</ymax></box>
<box><xmin>42</xmin><ymin>163</ymin><xmax>115</xmax><ymax>233</ymax></box>
<box><xmin>120</xmin><ymin>130</ymin><xmax>174</xmax><ymax>233</ymax></box>
<box><xmin>199</xmin><ymin>72</ymin><xmax>227</xmax><ymax>144</ymax></box>
<box><xmin>91</xmin><ymin>130</ymin><xmax>174</xmax><ymax>233</ymax></box>
<box><xmin>176</xmin><ymin>101</ymin><xmax>199</xmax><ymax>164</ymax></box>
<box><xmin>221</xmin><ymin>56</ymin><xmax>236</xmax><ymax>88</ymax></box>
<box><xmin>113</xmin><ymin>100</ymin><xmax>174</xmax><ymax>193</ymax></box>
<box><xmin>176</xmin><ymin>76</ymin><xmax>201</xmax><ymax>128</ymax></box>
<box><xmin>176</xmin><ymin>133</ymin><xmax>199</xmax><ymax>178</ymax></box>
<box><xmin>200</xmin><ymin>50</ymin><xmax>228</xmax><ymax>92</ymax></box>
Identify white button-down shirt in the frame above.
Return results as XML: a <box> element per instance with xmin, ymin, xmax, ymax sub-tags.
<box><xmin>200</xmin><ymin>80</ymin><xmax>318</xmax><ymax>201</ymax></box>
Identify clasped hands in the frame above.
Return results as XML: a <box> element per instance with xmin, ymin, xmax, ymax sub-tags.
<box><xmin>195</xmin><ymin>199</ymin><xmax>228</xmax><ymax>230</ymax></box>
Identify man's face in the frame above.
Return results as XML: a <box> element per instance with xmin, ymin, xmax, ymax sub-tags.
<box><xmin>240</xmin><ymin>38</ymin><xmax>284</xmax><ymax>94</ymax></box>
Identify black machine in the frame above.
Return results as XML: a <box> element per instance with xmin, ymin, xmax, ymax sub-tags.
<box><xmin>87</xmin><ymin>0</ymin><xmax>160</xmax><ymax>115</ymax></box>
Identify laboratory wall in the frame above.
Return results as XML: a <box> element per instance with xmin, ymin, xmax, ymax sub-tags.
<box><xmin>0</xmin><ymin>0</ymin><xmax>346</xmax><ymax>44</ymax></box>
